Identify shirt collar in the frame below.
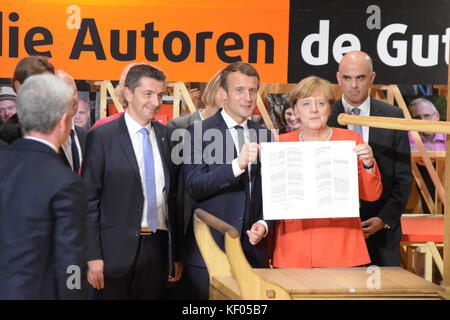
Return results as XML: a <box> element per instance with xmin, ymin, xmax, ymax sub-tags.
<box><xmin>342</xmin><ymin>95</ymin><xmax>371</xmax><ymax>117</ymax></box>
<box><xmin>124</xmin><ymin>110</ymin><xmax>152</xmax><ymax>134</ymax></box>
<box><xmin>24</xmin><ymin>136</ymin><xmax>58</xmax><ymax>153</ymax></box>
<box><xmin>221</xmin><ymin>109</ymin><xmax>248</xmax><ymax>129</ymax></box>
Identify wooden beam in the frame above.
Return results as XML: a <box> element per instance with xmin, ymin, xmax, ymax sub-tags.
<box><xmin>392</xmin><ymin>85</ymin><xmax>445</xmax><ymax>207</ymax></box>
<box><xmin>443</xmin><ymin>32</ymin><xmax>450</xmax><ymax>289</ymax></box>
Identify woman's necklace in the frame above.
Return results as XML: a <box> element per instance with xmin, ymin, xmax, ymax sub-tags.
<box><xmin>299</xmin><ymin>127</ymin><xmax>332</xmax><ymax>141</ymax></box>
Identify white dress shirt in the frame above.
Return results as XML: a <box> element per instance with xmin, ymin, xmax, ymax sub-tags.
<box><xmin>220</xmin><ymin>109</ymin><xmax>251</xmax><ymax>178</ymax></box>
<box><xmin>124</xmin><ymin>111</ymin><xmax>167</xmax><ymax>230</ymax></box>
<box><xmin>341</xmin><ymin>95</ymin><xmax>371</xmax><ymax>144</ymax></box>
<box><xmin>220</xmin><ymin>109</ymin><xmax>268</xmax><ymax>235</ymax></box>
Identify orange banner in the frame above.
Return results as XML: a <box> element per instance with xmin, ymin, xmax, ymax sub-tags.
<box><xmin>0</xmin><ymin>0</ymin><xmax>290</xmax><ymax>82</ymax></box>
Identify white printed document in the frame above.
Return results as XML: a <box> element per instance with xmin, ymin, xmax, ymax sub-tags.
<box><xmin>260</xmin><ymin>140</ymin><xmax>359</xmax><ymax>220</ymax></box>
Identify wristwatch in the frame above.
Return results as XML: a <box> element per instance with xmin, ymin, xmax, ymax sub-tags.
<box><xmin>363</xmin><ymin>161</ymin><xmax>374</xmax><ymax>169</ymax></box>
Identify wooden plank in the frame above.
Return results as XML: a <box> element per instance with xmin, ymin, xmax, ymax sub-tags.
<box><xmin>252</xmin><ymin>267</ymin><xmax>443</xmax><ymax>296</ymax></box>
<box><xmin>172</xmin><ymin>84</ymin><xmax>181</xmax><ymax>119</ymax></box>
<box><xmin>178</xmin><ymin>82</ymin><xmax>197</xmax><ymax>114</ymax></box>
<box><xmin>444</xmin><ymin>33</ymin><xmax>450</xmax><ymax>289</ymax></box>
<box><xmin>105</xmin><ymin>80</ymin><xmax>124</xmax><ymax>113</ymax></box>
<box><xmin>256</xmin><ymin>92</ymin><xmax>275</xmax><ymax>130</ymax></box>
<box><xmin>99</xmin><ymin>82</ymin><xmax>107</xmax><ymax>119</ymax></box>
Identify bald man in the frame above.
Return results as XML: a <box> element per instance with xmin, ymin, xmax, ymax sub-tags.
<box><xmin>55</xmin><ymin>70</ymin><xmax>88</xmax><ymax>173</ymax></box>
<box><xmin>328</xmin><ymin>51</ymin><xmax>412</xmax><ymax>267</ymax></box>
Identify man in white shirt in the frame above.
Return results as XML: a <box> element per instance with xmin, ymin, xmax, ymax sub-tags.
<box><xmin>328</xmin><ymin>51</ymin><xmax>412</xmax><ymax>266</ymax></box>
<box><xmin>81</xmin><ymin>64</ymin><xmax>182</xmax><ymax>299</ymax></box>
<box><xmin>55</xmin><ymin>70</ymin><xmax>88</xmax><ymax>173</ymax></box>
<box><xmin>180</xmin><ymin>62</ymin><xmax>273</xmax><ymax>299</ymax></box>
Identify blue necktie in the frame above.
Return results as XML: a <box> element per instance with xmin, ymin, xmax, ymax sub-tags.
<box><xmin>139</xmin><ymin>127</ymin><xmax>158</xmax><ymax>232</ymax></box>
<box><xmin>351</xmin><ymin>108</ymin><xmax>363</xmax><ymax>138</ymax></box>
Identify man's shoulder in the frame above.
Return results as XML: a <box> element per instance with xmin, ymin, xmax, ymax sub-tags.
<box><xmin>89</xmin><ymin>114</ymin><xmax>123</xmax><ymax>136</ymax></box>
<box><xmin>167</xmin><ymin>111</ymin><xmax>200</xmax><ymax>130</ymax></box>
<box><xmin>370</xmin><ymin>98</ymin><xmax>404</xmax><ymax>117</ymax></box>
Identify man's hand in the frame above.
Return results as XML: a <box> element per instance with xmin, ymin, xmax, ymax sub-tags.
<box><xmin>361</xmin><ymin>217</ymin><xmax>385</xmax><ymax>238</ymax></box>
<box><xmin>168</xmin><ymin>261</ymin><xmax>183</xmax><ymax>283</ymax></box>
<box><xmin>247</xmin><ymin>222</ymin><xmax>266</xmax><ymax>245</ymax></box>
<box><xmin>87</xmin><ymin>259</ymin><xmax>104</xmax><ymax>290</ymax></box>
<box><xmin>237</xmin><ymin>143</ymin><xmax>260</xmax><ymax>170</ymax></box>
<box><xmin>354</xmin><ymin>143</ymin><xmax>374</xmax><ymax>170</ymax></box>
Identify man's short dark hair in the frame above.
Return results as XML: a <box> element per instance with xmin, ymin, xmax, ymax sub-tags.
<box><xmin>219</xmin><ymin>62</ymin><xmax>260</xmax><ymax>93</ymax></box>
<box><xmin>125</xmin><ymin>64</ymin><xmax>167</xmax><ymax>93</ymax></box>
<box><xmin>12</xmin><ymin>56</ymin><xmax>55</xmax><ymax>92</ymax></box>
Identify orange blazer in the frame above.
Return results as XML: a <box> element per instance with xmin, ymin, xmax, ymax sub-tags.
<box><xmin>270</xmin><ymin>128</ymin><xmax>382</xmax><ymax>268</ymax></box>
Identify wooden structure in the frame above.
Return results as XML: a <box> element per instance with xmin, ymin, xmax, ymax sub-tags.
<box><xmin>193</xmin><ymin>209</ymin><xmax>445</xmax><ymax>299</ymax></box>
<box><xmin>400</xmin><ymin>214</ymin><xmax>444</xmax><ymax>282</ymax></box>
<box><xmin>338</xmin><ymin>111</ymin><xmax>450</xmax><ymax>293</ymax></box>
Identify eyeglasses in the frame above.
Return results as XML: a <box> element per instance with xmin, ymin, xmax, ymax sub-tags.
<box><xmin>412</xmin><ymin>112</ymin><xmax>437</xmax><ymax>120</ymax></box>
<box><xmin>0</xmin><ymin>105</ymin><xmax>16</xmax><ymax>113</ymax></box>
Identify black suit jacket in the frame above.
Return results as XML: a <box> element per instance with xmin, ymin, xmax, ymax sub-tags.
<box><xmin>0</xmin><ymin>139</ymin><xmax>88</xmax><ymax>299</ymax></box>
<box><xmin>182</xmin><ymin>111</ymin><xmax>273</xmax><ymax>269</ymax></box>
<box><xmin>328</xmin><ymin>97</ymin><xmax>413</xmax><ymax>265</ymax></box>
<box><xmin>0</xmin><ymin>138</ymin><xmax>7</xmax><ymax>150</ymax></box>
<box><xmin>59</xmin><ymin>125</ymin><xmax>88</xmax><ymax>171</ymax></box>
<box><xmin>81</xmin><ymin>115</ymin><xmax>180</xmax><ymax>278</ymax></box>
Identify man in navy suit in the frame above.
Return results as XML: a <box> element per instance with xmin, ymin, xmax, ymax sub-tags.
<box><xmin>180</xmin><ymin>62</ymin><xmax>273</xmax><ymax>299</ymax></box>
<box><xmin>81</xmin><ymin>64</ymin><xmax>182</xmax><ymax>299</ymax></box>
<box><xmin>0</xmin><ymin>74</ymin><xmax>88</xmax><ymax>299</ymax></box>
<box><xmin>327</xmin><ymin>51</ymin><xmax>412</xmax><ymax>266</ymax></box>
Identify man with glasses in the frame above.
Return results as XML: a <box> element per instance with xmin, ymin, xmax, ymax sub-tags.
<box><xmin>408</xmin><ymin>98</ymin><xmax>445</xmax><ymax>151</ymax></box>
<box><xmin>408</xmin><ymin>98</ymin><xmax>445</xmax><ymax>213</ymax></box>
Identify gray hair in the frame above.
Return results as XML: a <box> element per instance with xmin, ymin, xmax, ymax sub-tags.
<box><xmin>409</xmin><ymin>98</ymin><xmax>436</xmax><ymax>111</ymax></box>
<box><xmin>17</xmin><ymin>74</ymin><xmax>74</xmax><ymax>134</ymax></box>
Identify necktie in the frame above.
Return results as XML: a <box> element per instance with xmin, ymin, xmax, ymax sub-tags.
<box><xmin>234</xmin><ymin>125</ymin><xmax>245</xmax><ymax>154</ymax></box>
<box><xmin>139</xmin><ymin>127</ymin><xmax>158</xmax><ymax>232</ymax></box>
<box><xmin>70</xmin><ymin>129</ymin><xmax>80</xmax><ymax>172</ymax></box>
<box><xmin>350</xmin><ymin>108</ymin><xmax>363</xmax><ymax>138</ymax></box>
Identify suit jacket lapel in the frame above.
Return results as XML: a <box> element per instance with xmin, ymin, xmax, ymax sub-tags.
<box><xmin>152</xmin><ymin>121</ymin><xmax>170</xmax><ymax>193</ymax></box>
<box><xmin>368</xmin><ymin>97</ymin><xmax>384</xmax><ymax>146</ymax></box>
<box><xmin>117</xmin><ymin>115</ymin><xmax>142</xmax><ymax>184</ymax></box>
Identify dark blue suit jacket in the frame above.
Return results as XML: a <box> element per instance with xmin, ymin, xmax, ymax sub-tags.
<box><xmin>182</xmin><ymin>111</ymin><xmax>273</xmax><ymax>269</ymax></box>
<box><xmin>0</xmin><ymin>139</ymin><xmax>88</xmax><ymax>299</ymax></box>
<box><xmin>81</xmin><ymin>115</ymin><xmax>181</xmax><ymax>278</ymax></box>
<box><xmin>328</xmin><ymin>97</ymin><xmax>412</xmax><ymax>266</ymax></box>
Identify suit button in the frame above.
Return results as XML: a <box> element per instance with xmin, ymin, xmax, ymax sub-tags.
<box><xmin>238</xmin><ymin>217</ymin><xmax>243</xmax><ymax>222</ymax></box>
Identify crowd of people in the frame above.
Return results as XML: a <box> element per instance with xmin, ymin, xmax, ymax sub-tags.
<box><xmin>0</xmin><ymin>49</ymin><xmax>432</xmax><ymax>300</ymax></box>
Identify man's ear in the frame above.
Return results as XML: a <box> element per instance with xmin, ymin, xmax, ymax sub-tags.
<box><xmin>336</xmin><ymin>72</ymin><xmax>341</xmax><ymax>86</ymax></box>
<box><xmin>124</xmin><ymin>87</ymin><xmax>133</xmax><ymax>104</ymax></box>
<box><xmin>219</xmin><ymin>86</ymin><xmax>228</xmax><ymax>102</ymax></box>
<box><xmin>57</xmin><ymin>113</ymin><xmax>71</xmax><ymax>143</ymax></box>
<box><xmin>13</xmin><ymin>80</ymin><xmax>21</xmax><ymax>92</ymax></box>
<box><xmin>370</xmin><ymin>71</ymin><xmax>376</xmax><ymax>85</ymax></box>
<box><xmin>435</xmin><ymin>111</ymin><xmax>440</xmax><ymax>120</ymax></box>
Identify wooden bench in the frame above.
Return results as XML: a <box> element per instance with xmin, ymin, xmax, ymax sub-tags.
<box><xmin>193</xmin><ymin>209</ymin><xmax>445</xmax><ymax>300</ymax></box>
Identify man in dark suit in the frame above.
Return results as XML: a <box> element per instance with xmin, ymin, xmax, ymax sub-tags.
<box><xmin>180</xmin><ymin>62</ymin><xmax>273</xmax><ymax>299</ymax></box>
<box><xmin>327</xmin><ymin>51</ymin><xmax>412</xmax><ymax>266</ymax></box>
<box><xmin>0</xmin><ymin>74</ymin><xmax>88</xmax><ymax>299</ymax></box>
<box><xmin>55</xmin><ymin>70</ymin><xmax>88</xmax><ymax>173</ymax></box>
<box><xmin>81</xmin><ymin>64</ymin><xmax>182</xmax><ymax>299</ymax></box>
